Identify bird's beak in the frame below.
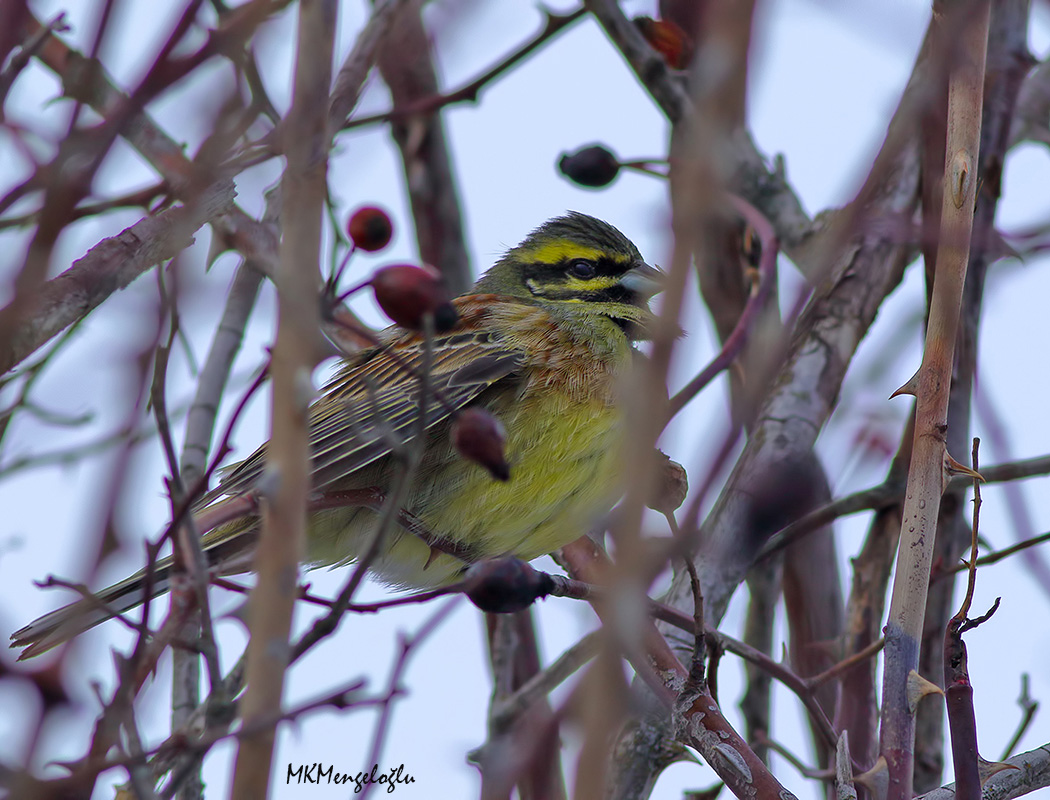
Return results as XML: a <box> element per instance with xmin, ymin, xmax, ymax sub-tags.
<box><xmin>621</xmin><ymin>262</ymin><xmax>664</xmax><ymax>299</ymax></box>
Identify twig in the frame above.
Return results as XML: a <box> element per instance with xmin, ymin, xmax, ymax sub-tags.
<box><xmin>179</xmin><ymin>186</ymin><xmax>277</xmax><ymax>489</ymax></box>
<box><xmin>212</xmin><ymin>575</ymin><xmax>454</xmax><ymax>613</ymax></box>
<box><xmin>942</xmin><ymin>437</ymin><xmax>992</xmax><ymax>800</ymax></box>
<box><xmin>683</xmin><ymin>560</ymin><xmax>706</xmax><ymax>687</ymax></box>
<box><xmin>151</xmin><ymin>274</ymin><xmax>223</xmax><ymax>694</ymax></box>
<box><xmin>119</xmin><ymin>698</ymin><xmax>162</xmax><ymax>800</ymax></box>
<box><xmin>753</xmin><ymin>730</ymin><xmax>835</xmax><ymax>782</ymax></box>
<box><xmin>342</xmin><ymin>8</ymin><xmax>586</xmax><ymax>131</ymax></box>
<box><xmin>666</xmin><ymin>194</ymin><xmax>779</xmax><ymax>420</ymax></box>
<box><xmin>558</xmin><ymin>537</ymin><xmax>794</xmax><ymax>800</ymax></box>
<box><xmin>941</xmin><ymin>530</ymin><xmax>1050</xmax><ymax>575</ymax></box>
<box><xmin>808</xmin><ymin>639</ymin><xmax>886</xmax><ymax>689</ymax></box>
<box><xmin>484</xmin><ymin>602</ymin><xmax>567</xmax><ymax>800</ymax></box>
<box><xmin>956</xmin><ymin>438</ymin><xmax>984</xmax><ymax>621</ymax></box>
<box><xmin>375</xmin><ymin>3</ymin><xmax>471</xmax><ymax>294</ymax></box>
<box><xmin>651</xmin><ymin>598</ymin><xmax>839</xmax><ymax>752</ymax></box>
<box><xmin>759</xmin><ymin>451</ymin><xmax>1050</xmax><ymax>561</ymax></box>
<box><xmin>327</xmin><ymin>0</ymin><xmax>414</xmax><ymax>134</ymax></box>
<box><xmin>0</xmin><ymin>182</ymin><xmax>168</xmax><ymax>231</ymax></box>
<box><xmin>0</xmin><ymin>317</ymin><xmax>87</xmax><ymax>447</ymax></box>
<box><xmin>162</xmin><ymin>259</ymin><xmax>256</xmax><ymax>799</ymax></box>
<box><xmin>0</xmin><ymin>12</ymin><xmax>67</xmax><ymax>107</ymax></box>
<box><xmin>154</xmin><ymin>653</ymin><xmax>247</xmax><ymax>793</ymax></box>
<box><xmin>1000</xmin><ymin>675</ymin><xmax>1039</xmax><ymax>761</ymax></box>
<box><xmin>740</xmin><ymin>558</ymin><xmax>781</xmax><ymax>764</ymax></box>
<box><xmin>358</xmin><ymin>599</ymin><xmax>459</xmax><ymax>800</ymax></box>
<box><xmin>0</xmin><ymin>180</ymin><xmax>236</xmax><ymax>375</ymax></box>
<box><xmin>489</xmin><ymin>631</ymin><xmax>601</xmax><ymax>733</ymax></box>
<box><xmin>975</xmin><ymin>381</ymin><xmax>1050</xmax><ymax>599</ymax></box>
<box><xmin>837</xmin><ymin>732</ymin><xmax>858</xmax><ymax>800</ymax></box>
<box><xmin>229</xmin><ymin>2</ymin><xmax>334</xmax><ymax>796</ymax></box>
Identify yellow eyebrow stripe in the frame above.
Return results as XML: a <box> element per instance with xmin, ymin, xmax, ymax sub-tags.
<box><xmin>564</xmin><ymin>275</ymin><xmax>620</xmax><ymax>291</ymax></box>
<box><xmin>518</xmin><ymin>242</ymin><xmax>606</xmax><ymax>264</ymax></box>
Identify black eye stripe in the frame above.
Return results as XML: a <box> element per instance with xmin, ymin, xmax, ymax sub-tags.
<box><xmin>530</xmin><ymin>285</ymin><xmax>638</xmax><ymax>304</ymax></box>
<box><xmin>524</xmin><ymin>255</ymin><xmax>632</xmax><ymax>282</ymax></box>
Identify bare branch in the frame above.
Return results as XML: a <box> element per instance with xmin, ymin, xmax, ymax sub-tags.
<box><xmin>229</xmin><ymin>1</ymin><xmax>334</xmax><ymax>795</ymax></box>
<box><xmin>0</xmin><ymin>180</ymin><xmax>235</xmax><ymax>375</ymax></box>
<box><xmin>375</xmin><ymin>3</ymin><xmax>471</xmax><ymax>294</ymax></box>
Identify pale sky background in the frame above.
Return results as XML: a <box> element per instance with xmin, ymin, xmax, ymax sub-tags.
<box><xmin>1</xmin><ymin>1</ymin><xmax>1049</xmax><ymax>798</ymax></box>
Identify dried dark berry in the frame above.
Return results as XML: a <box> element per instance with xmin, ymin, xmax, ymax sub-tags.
<box><xmin>559</xmin><ymin>145</ymin><xmax>620</xmax><ymax>188</ymax></box>
<box><xmin>647</xmin><ymin>452</ymin><xmax>689</xmax><ymax>514</ymax></box>
<box><xmin>452</xmin><ymin>407</ymin><xmax>510</xmax><ymax>482</ymax></box>
<box><xmin>463</xmin><ymin>558</ymin><xmax>554</xmax><ymax>614</ymax></box>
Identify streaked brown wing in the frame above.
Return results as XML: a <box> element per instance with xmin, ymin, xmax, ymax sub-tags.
<box><xmin>197</xmin><ymin>321</ymin><xmax>523</xmax><ymax>506</ymax></box>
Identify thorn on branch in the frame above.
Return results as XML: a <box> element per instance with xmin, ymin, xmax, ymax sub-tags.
<box><xmin>907</xmin><ymin>670</ymin><xmax>944</xmax><ymax>714</ymax></box>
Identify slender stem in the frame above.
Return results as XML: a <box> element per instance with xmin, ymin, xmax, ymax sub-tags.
<box><xmin>941</xmin><ymin>530</ymin><xmax>1050</xmax><ymax>576</ymax></box>
<box><xmin>666</xmin><ymin>194</ymin><xmax>779</xmax><ymax>421</ymax></box>
<box><xmin>999</xmin><ymin>675</ymin><xmax>1038</xmax><ymax>761</ymax></box>
<box><xmin>955</xmin><ymin>438</ymin><xmax>983</xmax><ymax>621</ymax></box>
<box><xmin>229</xmin><ymin>2</ymin><xmax>334</xmax><ymax>797</ymax></box>
<box><xmin>341</xmin><ymin>9</ymin><xmax>585</xmax><ymax>131</ymax></box>
<box><xmin>942</xmin><ymin>439</ymin><xmax>986</xmax><ymax>800</ymax></box>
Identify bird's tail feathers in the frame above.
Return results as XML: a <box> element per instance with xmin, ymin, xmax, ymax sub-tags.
<box><xmin>12</xmin><ymin>497</ymin><xmax>260</xmax><ymax>660</ymax></box>
<box><xmin>10</xmin><ymin>564</ymin><xmax>172</xmax><ymax>661</ymax></box>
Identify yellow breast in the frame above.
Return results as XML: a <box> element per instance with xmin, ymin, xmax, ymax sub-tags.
<box><xmin>425</xmin><ymin>386</ymin><xmax>624</xmax><ymax>558</ymax></box>
<box><xmin>307</xmin><ymin>302</ymin><xmax>635</xmax><ymax>588</ymax></box>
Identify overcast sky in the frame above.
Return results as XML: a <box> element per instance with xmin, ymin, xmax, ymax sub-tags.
<box><xmin>1</xmin><ymin>1</ymin><xmax>1049</xmax><ymax>798</ymax></box>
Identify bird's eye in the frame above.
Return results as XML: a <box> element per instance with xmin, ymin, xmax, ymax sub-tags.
<box><xmin>568</xmin><ymin>259</ymin><xmax>596</xmax><ymax>279</ymax></box>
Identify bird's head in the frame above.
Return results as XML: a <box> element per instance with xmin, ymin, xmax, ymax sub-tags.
<box><xmin>474</xmin><ymin>212</ymin><xmax>662</xmax><ymax>339</ymax></box>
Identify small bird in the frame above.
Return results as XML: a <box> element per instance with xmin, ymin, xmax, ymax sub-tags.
<box><xmin>11</xmin><ymin>212</ymin><xmax>662</xmax><ymax>659</ymax></box>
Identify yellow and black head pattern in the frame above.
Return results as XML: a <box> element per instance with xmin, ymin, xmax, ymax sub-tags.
<box><xmin>474</xmin><ymin>212</ymin><xmax>662</xmax><ymax>338</ymax></box>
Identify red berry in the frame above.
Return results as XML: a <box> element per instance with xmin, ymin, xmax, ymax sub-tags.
<box><xmin>347</xmin><ymin>206</ymin><xmax>393</xmax><ymax>252</ymax></box>
<box><xmin>452</xmin><ymin>407</ymin><xmax>510</xmax><ymax>482</ymax></box>
<box><xmin>371</xmin><ymin>263</ymin><xmax>457</xmax><ymax>332</ymax></box>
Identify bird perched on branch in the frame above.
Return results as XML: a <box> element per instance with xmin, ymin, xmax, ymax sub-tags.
<box><xmin>12</xmin><ymin>212</ymin><xmax>663</xmax><ymax>659</ymax></box>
